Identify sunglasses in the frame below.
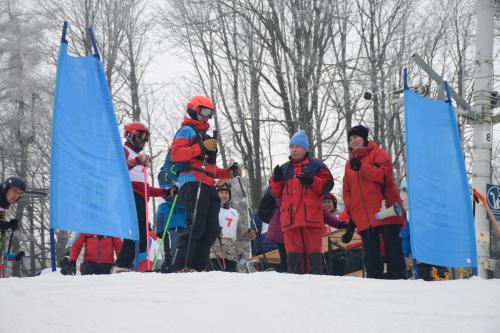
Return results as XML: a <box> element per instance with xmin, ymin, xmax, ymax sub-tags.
<box><xmin>199</xmin><ymin>107</ymin><xmax>214</xmax><ymax>118</ymax></box>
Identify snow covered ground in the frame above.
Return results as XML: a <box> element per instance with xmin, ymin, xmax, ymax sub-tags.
<box><xmin>1</xmin><ymin>271</ymin><xmax>499</xmax><ymax>333</ymax></box>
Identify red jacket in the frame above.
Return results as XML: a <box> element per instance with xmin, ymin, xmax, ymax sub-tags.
<box><xmin>170</xmin><ymin>117</ymin><xmax>230</xmax><ymax>187</ymax></box>
<box><xmin>270</xmin><ymin>156</ymin><xmax>334</xmax><ymax>231</ymax></box>
<box><xmin>342</xmin><ymin>141</ymin><xmax>405</xmax><ymax>232</ymax></box>
<box><xmin>69</xmin><ymin>234</ymin><xmax>122</xmax><ymax>264</ymax></box>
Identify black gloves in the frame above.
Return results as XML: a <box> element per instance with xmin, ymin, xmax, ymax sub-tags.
<box><xmin>68</xmin><ymin>261</ymin><xmax>76</xmax><ymax>275</ymax></box>
<box><xmin>349</xmin><ymin>158</ymin><xmax>361</xmax><ymax>171</ymax></box>
<box><xmin>273</xmin><ymin>165</ymin><xmax>283</xmax><ymax>181</ymax></box>
<box><xmin>9</xmin><ymin>219</ymin><xmax>18</xmax><ymax>231</ymax></box>
<box><xmin>0</xmin><ymin>219</ymin><xmax>18</xmax><ymax>232</ymax></box>
<box><xmin>341</xmin><ymin>220</ymin><xmax>356</xmax><ymax>244</ymax></box>
<box><xmin>297</xmin><ymin>173</ymin><xmax>313</xmax><ymax>186</ymax></box>
<box><xmin>164</xmin><ymin>187</ymin><xmax>178</xmax><ymax>197</ymax></box>
<box><xmin>229</xmin><ymin>162</ymin><xmax>242</xmax><ymax>178</ymax></box>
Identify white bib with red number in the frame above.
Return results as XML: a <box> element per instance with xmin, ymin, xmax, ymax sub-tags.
<box><xmin>219</xmin><ymin>207</ymin><xmax>240</xmax><ymax>241</ymax></box>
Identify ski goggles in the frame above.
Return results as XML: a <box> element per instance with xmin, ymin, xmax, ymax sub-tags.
<box><xmin>199</xmin><ymin>107</ymin><xmax>214</xmax><ymax>118</ymax></box>
<box><xmin>137</xmin><ymin>131</ymin><xmax>150</xmax><ymax>142</ymax></box>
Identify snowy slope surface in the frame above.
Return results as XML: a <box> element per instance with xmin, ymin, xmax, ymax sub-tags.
<box><xmin>1</xmin><ymin>271</ymin><xmax>499</xmax><ymax>333</ymax></box>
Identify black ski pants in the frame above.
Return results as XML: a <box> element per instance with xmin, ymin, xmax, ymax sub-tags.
<box><xmin>114</xmin><ymin>193</ymin><xmax>147</xmax><ymax>269</ymax></box>
<box><xmin>360</xmin><ymin>224</ymin><xmax>406</xmax><ymax>279</ymax></box>
<box><xmin>81</xmin><ymin>262</ymin><xmax>113</xmax><ymax>275</ymax></box>
<box><xmin>173</xmin><ymin>182</ymin><xmax>221</xmax><ymax>271</ymax></box>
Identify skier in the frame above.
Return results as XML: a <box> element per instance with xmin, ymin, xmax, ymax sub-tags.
<box><xmin>210</xmin><ymin>181</ymin><xmax>256</xmax><ymax>272</ymax></box>
<box><xmin>341</xmin><ymin>125</ymin><xmax>406</xmax><ymax>279</ymax></box>
<box><xmin>0</xmin><ymin>177</ymin><xmax>26</xmax><ymax>276</ymax></box>
<box><xmin>170</xmin><ymin>96</ymin><xmax>241</xmax><ymax>272</ymax></box>
<box><xmin>0</xmin><ymin>176</ymin><xmax>26</xmax><ymax>230</ymax></box>
<box><xmin>64</xmin><ymin>233</ymin><xmax>122</xmax><ymax>275</ymax></box>
<box><xmin>112</xmin><ymin>122</ymin><xmax>176</xmax><ymax>273</ymax></box>
<box><xmin>269</xmin><ymin>130</ymin><xmax>334</xmax><ymax>274</ymax></box>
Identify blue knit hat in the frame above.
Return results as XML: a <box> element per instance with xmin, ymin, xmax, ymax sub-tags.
<box><xmin>289</xmin><ymin>130</ymin><xmax>309</xmax><ymax>151</ymax></box>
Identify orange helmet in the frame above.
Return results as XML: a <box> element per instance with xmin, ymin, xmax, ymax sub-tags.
<box><xmin>186</xmin><ymin>96</ymin><xmax>215</xmax><ymax>119</ymax></box>
<box><xmin>124</xmin><ymin>122</ymin><xmax>150</xmax><ymax>149</ymax></box>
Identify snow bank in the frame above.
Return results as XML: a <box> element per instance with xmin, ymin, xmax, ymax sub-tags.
<box><xmin>1</xmin><ymin>272</ymin><xmax>499</xmax><ymax>333</ymax></box>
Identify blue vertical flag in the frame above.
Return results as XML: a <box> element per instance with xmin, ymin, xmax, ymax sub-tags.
<box><xmin>404</xmin><ymin>83</ymin><xmax>477</xmax><ymax>268</ymax></box>
<box><xmin>50</xmin><ymin>25</ymin><xmax>138</xmax><ymax>241</ymax></box>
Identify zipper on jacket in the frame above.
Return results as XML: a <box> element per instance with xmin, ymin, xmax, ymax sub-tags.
<box><xmin>357</xmin><ymin>172</ymin><xmax>373</xmax><ymax>231</ymax></box>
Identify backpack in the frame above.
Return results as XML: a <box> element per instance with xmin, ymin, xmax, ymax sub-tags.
<box><xmin>158</xmin><ymin>125</ymin><xmax>201</xmax><ymax>188</ymax></box>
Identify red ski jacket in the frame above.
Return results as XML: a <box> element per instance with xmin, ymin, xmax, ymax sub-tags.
<box><xmin>69</xmin><ymin>234</ymin><xmax>122</xmax><ymax>264</ymax></box>
<box><xmin>170</xmin><ymin>117</ymin><xmax>230</xmax><ymax>187</ymax></box>
<box><xmin>342</xmin><ymin>141</ymin><xmax>405</xmax><ymax>232</ymax></box>
<box><xmin>270</xmin><ymin>156</ymin><xmax>334</xmax><ymax>231</ymax></box>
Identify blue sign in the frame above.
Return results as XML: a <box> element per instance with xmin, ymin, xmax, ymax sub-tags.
<box><xmin>486</xmin><ymin>184</ymin><xmax>500</xmax><ymax>221</ymax></box>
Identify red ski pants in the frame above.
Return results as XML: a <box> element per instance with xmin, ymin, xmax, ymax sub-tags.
<box><xmin>283</xmin><ymin>227</ymin><xmax>323</xmax><ymax>254</ymax></box>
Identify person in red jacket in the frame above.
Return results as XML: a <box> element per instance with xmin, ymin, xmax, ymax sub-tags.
<box><xmin>66</xmin><ymin>234</ymin><xmax>122</xmax><ymax>275</ymax></box>
<box><xmin>170</xmin><ymin>96</ymin><xmax>241</xmax><ymax>272</ymax></box>
<box><xmin>269</xmin><ymin>130</ymin><xmax>334</xmax><ymax>274</ymax></box>
<box><xmin>342</xmin><ymin>125</ymin><xmax>406</xmax><ymax>279</ymax></box>
<box><xmin>113</xmin><ymin>122</ymin><xmax>176</xmax><ymax>273</ymax></box>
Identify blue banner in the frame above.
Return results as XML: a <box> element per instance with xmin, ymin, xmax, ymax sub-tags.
<box><xmin>404</xmin><ymin>89</ymin><xmax>476</xmax><ymax>267</ymax></box>
<box><xmin>50</xmin><ymin>41</ymin><xmax>138</xmax><ymax>241</ymax></box>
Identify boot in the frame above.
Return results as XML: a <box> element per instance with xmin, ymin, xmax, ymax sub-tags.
<box><xmin>308</xmin><ymin>252</ymin><xmax>323</xmax><ymax>275</ymax></box>
<box><xmin>287</xmin><ymin>252</ymin><xmax>302</xmax><ymax>274</ymax></box>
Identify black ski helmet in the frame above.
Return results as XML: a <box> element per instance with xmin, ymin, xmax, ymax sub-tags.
<box><xmin>5</xmin><ymin>176</ymin><xmax>26</xmax><ymax>192</ymax></box>
<box><xmin>216</xmin><ymin>181</ymin><xmax>232</xmax><ymax>200</ymax></box>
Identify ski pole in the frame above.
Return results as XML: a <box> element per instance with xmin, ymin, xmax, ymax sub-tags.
<box><xmin>235</xmin><ymin>175</ymin><xmax>258</xmax><ymax>260</ymax></box>
<box><xmin>152</xmin><ymin>194</ymin><xmax>178</xmax><ymax>271</ymax></box>
<box><xmin>217</xmin><ymin>236</ymin><xmax>226</xmax><ymax>271</ymax></box>
<box><xmin>3</xmin><ymin>230</ymin><xmax>14</xmax><ymax>276</ymax></box>
<box><xmin>184</xmin><ymin>130</ymin><xmax>217</xmax><ymax>269</ymax></box>
<box><xmin>0</xmin><ymin>231</ymin><xmax>5</xmax><ymax>278</ymax></box>
<box><xmin>143</xmin><ymin>166</ymin><xmax>150</xmax><ymax>271</ymax></box>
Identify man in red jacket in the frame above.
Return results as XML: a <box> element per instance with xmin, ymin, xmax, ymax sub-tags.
<box><xmin>66</xmin><ymin>234</ymin><xmax>122</xmax><ymax>275</ymax></box>
<box><xmin>342</xmin><ymin>125</ymin><xmax>406</xmax><ymax>279</ymax></box>
<box><xmin>113</xmin><ymin>122</ymin><xmax>176</xmax><ymax>273</ymax></box>
<box><xmin>269</xmin><ymin>130</ymin><xmax>334</xmax><ymax>274</ymax></box>
<box><xmin>170</xmin><ymin>96</ymin><xmax>241</xmax><ymax>272</ymax></box>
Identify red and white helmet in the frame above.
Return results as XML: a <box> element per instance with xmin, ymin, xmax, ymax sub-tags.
<box><xmin>124</xmin><ymin>122</ymin><xmax>150</xmax><ymax>149</ymax></box>
<box><xmin>186</xmin><ymin>96</ymin><xmax>215</xmax><ymax>119</ymax></box>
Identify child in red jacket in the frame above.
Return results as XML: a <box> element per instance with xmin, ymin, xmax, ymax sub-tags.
<box><xmin>67</xmin><ymin>233</ymin><xmax>122</xmax><ymax>275</ymax></box>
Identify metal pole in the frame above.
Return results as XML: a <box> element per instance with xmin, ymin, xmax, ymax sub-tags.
<box><xmin>472</xmin><ymin>0</ymin><xmax>495</xmax><ymax>278</ymax></box>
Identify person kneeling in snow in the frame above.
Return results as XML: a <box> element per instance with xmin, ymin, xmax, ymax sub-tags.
<box><xmin>113</xmin><ymin>122</ymin><xmax>176</xmax><ymax>273</ymax></box>
<box><xmin>65</xmin><ymin>234</ymin><xmax>122</xmax><ymax>275</ymax></box>
<box><xmin>209</xmin><ymin>181</ymin><xmax>256</xmax><ymax>272</ymax></box>
<box><xmin>269</xmin><ymin>130</ymin><xmax>334</xmax><ymax>274</ymax></box>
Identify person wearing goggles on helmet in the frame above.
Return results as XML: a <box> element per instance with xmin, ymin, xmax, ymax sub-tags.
<box><xmin>168</xmin><ymin>96</ymin><xmax>243</xmax><ymax>272</ymax></box>
<box><xmin>112</xmin><ymin>122</ymin><xmax>176</xmax><ymax>273</ymax></box>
